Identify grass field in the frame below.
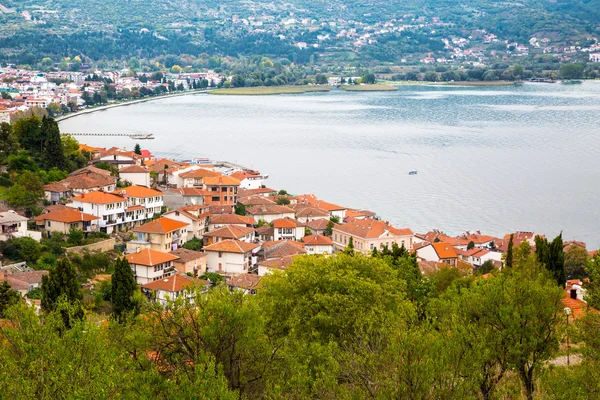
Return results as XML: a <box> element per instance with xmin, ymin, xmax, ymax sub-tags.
<box><xmin>210</xmin><ymin>85</ymin><xmax>332</xmax><ymax>95</ymax></box>
<box><xmin>447</xmin><ymin>81</ymin><xmax>517</xmax><ymax>86</ymax></box>
<box><xmin>339</xmin><ymin>84</ymin><xmax>398</xmax><ymax>91</ymax></box>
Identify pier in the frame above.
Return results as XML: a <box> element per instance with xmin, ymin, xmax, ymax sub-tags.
<box><xmin>62</xmin><ymin>133</ymin><xmax>155</xmax><ymax>139</ymax></box>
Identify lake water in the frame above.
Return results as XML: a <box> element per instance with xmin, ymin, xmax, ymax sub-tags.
<box><xmin>59</xmin><ymin>82</ymin><xmax>600</xmax><ymax>248</ymax></box>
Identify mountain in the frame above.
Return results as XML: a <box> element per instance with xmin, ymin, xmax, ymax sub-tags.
<box><xmin>0</xmin><ymin>0</ymin><xmax>599</xmax><ymax>65</ymax></box>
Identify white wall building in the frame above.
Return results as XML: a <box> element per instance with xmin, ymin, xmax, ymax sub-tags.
<box><xmin>204</xmin><ymin>240</ymin><xmax>259</xmax><ymax>276</ymax></box>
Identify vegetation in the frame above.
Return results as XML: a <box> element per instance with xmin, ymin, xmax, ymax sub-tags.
<box><xmin>339</xmin><ymin>84</ymin><xmax>397</xmax><ymax>91</ymax></box>
<box><xmin>210</xmin><ymin>85</ymin><xmax>331</xmax><ymax>95</ymax></box>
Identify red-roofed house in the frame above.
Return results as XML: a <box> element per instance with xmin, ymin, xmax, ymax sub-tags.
<box><xmin>273</xmin><ymin>218</ymin><xmax>304</xmax><ymax>241</ymax></box>
<box><xmin>162</xmin><ymin>208</ymin><xmax>206</xmax><ymax>240</ymax></box>
<box><xmin>69</xmin><ymin>191</ymin><xmax>127</xmax><ymax>234</ymax></box>
<box><xmin>204</xmin><ymin>175</ymin><xmax>240</xmax><ymax>205</ymax></box>
<box><xmin>128</xmin><ymin>217</ymin><xmax>189</xmax><ymax>252</ymax></box>
<box><xmin>416</xmin><ymin>242</ymin><xmax>458</xmax><ymax>267</ymax></box>
<box><xmin>125</xmin><ymin>250</ymin><xmax>180</xmax><ymax>285</ymax></box>
<box><xmin>295</xmin><ymin>194</ymin><xmax>347</xmax><ymax>220</ymax></box>
<box><xmin>229</xmin><ymin>170</ymin><xmax>268</xmax><ymax>190</ymax></box>
<box><xmin>204</xmin><ymin>240</ymin><xmax>260</xmax><ymax>276</ymax></box>
<box><xmin>302</xmin><ymin>234</ymin><xmax>334</xmax><ymax>254</ymax></box>
<box><xmin>141</xmin><ymin>273</ymin><xmax>208</xmax><ymax>304</ymax></box>
<box><xmin>119</xmin><ymin>165</ymin><xmax>151</xmax><ymax>187</ymax></box>
<box><xmin>228</xmin><ymin>273</ymin><xmax>261</xmax><ymax>294</ymax></box>
<box><xmin>35</xmin><ymin>208</ymin><xmax>99</xmax><ymax>234</ymax></box>
<box><xmin>332</xmin><ymin>219</ymin><xmax>414</xmax><ymax>253</ymax></box>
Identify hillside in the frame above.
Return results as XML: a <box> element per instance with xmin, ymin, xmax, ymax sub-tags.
<box><xmin>0</xmin><ymin>0</ymin><xmax>599</xmax><ymax>65</ymax></box>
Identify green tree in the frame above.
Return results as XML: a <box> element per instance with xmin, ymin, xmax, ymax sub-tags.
<box><xmin>0</xmin><ymin>122</ymin><xmax>20</xmax><ymax>162</ymax></box>
<box><xmin>12</xmin><ymin>115</ymin><xmax>42</xmax><ymax>155</ymax></box>
<box><xmin>343</xmin><ymin>236</ymin><xmax>355</xmax><ymax>255</ymax></box>
<box><xmin>505</xmin><ymin>233</ymin><xmax>514</xmax><ymax>268</ymax></box>
<box><xmin>559</xmin><ymin>63</ymin><xmax>584</xmax><ymax>80</ymax></box>
<box><xmin>134</xmin><ymin>143</ymin><xmax>142</xmax><ymax>155</ymax></box>
<box><xmin>41</xmin><ymin>258</ymin><xmax>83</xmax><ymax>325</ymax></box>
<box><xmin>315</xmin><ymin>74</ymin><xmax>328</xmax><ymax>84</ymax></box>
<box><xmin>0</xmin><ymin>281</ymin><xmax>21</xmax><ymax>318</ymax></box>
<box><xmin>564</xmin><ymin>245</ymin><xmax>588</xmax><ymax>278</ymax></box>
<box><xmin>360</xmin><ymin>73</ymin><xmax>376</xmax><ymax>84</ymax></box>
<box><xmin>585</xmin><ymin>253</ymin><xmax>600</xmax><ymax>309</ymax></box>
<box><xmin>275</xmin><ymin>197</ymin><xmax>290</xmax><ymax>205</ymax></box>
<box><xmin>68</xmin><ymin>227</ymin><xmax>84</xmax><ymax>246</ymax></box>
<box><xmin>467</xmin><ymin>240</ymin><xmax>475</xmax><ymax>250</ymax></box>
<box><xmin>41</xmin><ymin>116</ymin><xmax>65</xmax><ymax>169</ymax></box>
<box><xmin>535</xmin><ymin>233</ymin><xmax>566</xmax><ymax>287</ymax></box>
<box><xmin>182</xmin><ymin>236</ymin><xmax>203</xmax><ymax>251</ymax></box>
<box><xmin>111</xmin><ymin>257</ymin><xmax>138</xmax><ymax>321</ymax></box>
<box><xmin>6</xmin><ymin>171</ymin><xmax>45</xmax><ymax>217</ymax></box>
<box><xmin>234</xmin><ymin>203</ymin><xmax>247</xmax><ymax>216</ymax></box>
<box><xmin>323</xmin><ymin>220</ymin><xmax>334</xmax><ymax>237</ymax></box>
<box><xmin>476</xmin><ymin>259</ymin><xmax>495</xmax><ymax>275</ymax></box>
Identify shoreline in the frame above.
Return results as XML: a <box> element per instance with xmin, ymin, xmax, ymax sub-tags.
<box><xmin>56</xmin><ymin>89</ymin><xmax>209</xmax><ymax>122</ymax></box>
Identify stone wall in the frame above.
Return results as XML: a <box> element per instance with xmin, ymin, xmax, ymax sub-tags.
<box><xmin>66</xmin><ymin>238</ymin><xmax>116</xmax><ymax>254</ymax></box>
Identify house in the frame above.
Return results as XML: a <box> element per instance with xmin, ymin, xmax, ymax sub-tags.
<box><xmin>256</xmin><ymin>225</ymin><xmax>275</xmax><ymax>242</ymax></box>
<box><xmin>203</xmin><ymin>175</ymin><xmax>240</xmax><ymax>205</ymax></box>
<box><xmin>44</xmin><ymin>170</ymin><xmax>117</xmax><ymax>204</ymax></box>
<box><xmin>169</xmin><ymin>187</ymin><xmax>210</xmax><ymax>206</ymax></box>
<box><xmin>126</xmin><ymin>249</ymin><xmax>180</xmax><ymax>285</ymax></box>
<box><xmin>260</xmin><ymin>240</ymin><xmax>306</xmax><ymax>260</ymax></box>
<box><xmin>246</xmin><ymin>205</ymin><xmax>295</xmax><ymax>224</ymax></box>
<box><xmin>291</xmin><ymin>204</ymin><xmax>330</xmax><ymax>223</ymax></box>
<box><xmin>0</xmin><ymin>210</ymin><xmax>41</xmax><ymax>241</ymax></box>
<box><xmin>344</xmin><ymin>209</ymin><xmax>377</xmax><ymax>221</ymax></box>
<box><xmin>0</xmin><ymin>270</ymin><xmax>48</xmax><ymax>295</ymax></box>
<box><xmin>229</xmin><ymin>170</ymin><xmax>268</xmax><ymax>190</ymax></box>
<box><xmin>128</xmin><ymin>217</ymin><xmax>189</xmax><ymax>253</ymax></box>
<box><xmin>273</xmin><ymin>218</ymin><xmax>304</xmax><ymax>241</ymax></box>
<box><xmin>35</xmin><ymin>208</ymin><xmax>99</xmax><ymax>234</ymax></box>
<box><xmin>416</xmin><ymin>242</ymin><xmax>458</xmax><ymax>267</ymax></box>
<box><xmin>162</xmin><ymin>208</ymin><xmax>206</xmax><ymax>240</ymax></box>
<box><xmin>332</xmin><ymin>219</ymin><xmax>414</xmax><ymax>253</ymax></box>
<box><xmin>257</xmin><ymin>255</ymin><xmax>300</xmax><ymax>276</ymax></box>
<box><xmin>69</xmin><ymin>191</ymin><xmax>127</xmax><ymax>234</ymax></box>
<box><xmin>303</xmin><ymin>234</ymin><xmax>333</xmax><ymax>254</ymax></box>
<box><xmin>141</xmin><ymin>274</ymin><xmax>208</xmax><ymax>304</ymax></box>
<box><xmin>203</xmin><ymin>240</ymin><xmax>260</xmax><ymax>276</ymax></box>
<box><xmin>460</xmin><ymin>248</ymin><xmax>503</xmax><ymax>267</ymax></box>
<box><xmin>241</xmin><ymin>187</ymin><xmax>277</xmax><ymax>197</ymax></box>
<box><xmin>295</xmin><ymin>194</ymin><xmax>346</xmax><ymax>220</ymax></box>
<box><xmin>305</xmin><ymin>218</ymin><xmax>330</xmax><ymax>235</ymax></box>
<box><xmin>119</xmin><ymin>165</ymin><xmax>151</xmax><ymax>187</ymax></box>
<box><xmin>203</xmin><ymin>225</ymin><xmax>255</xmax><ymax>245</ymax></box>
<box><xmin>208</xmin><ymin>214</ymin><xmax>255</xmax><ymax>230</ymax></box>
<box><xmin>94</xmin><ymin>148</ymin><xmax>139</xmax><ymax>169</ymax></box>
<box><xmin>227</xmin><ymin>273</ymin><xmax>261</xmax><ymax>294</ymax></box>
<box><xmin>237</xmin><ymin>195</ymin><xmax>276</xmax><ymax>207</ymax></box>
<box><xmin>0</xmin><ymin>107</ymin><xmax>10</xmax><ymax>124</ymax></box>
<box><xmin>116</xmin><ymin>185</ymin><xmax>164</xmax><ymax>229</ymax></box>
<box><xmin>170</xmin><ymin>248</ymin><xmax>207</xmax><ymax>276</ymax></box>
<box><xmin>177</xmin><ymin>168</ymin><xmax>221</xmax><ymax>188</ymax></box>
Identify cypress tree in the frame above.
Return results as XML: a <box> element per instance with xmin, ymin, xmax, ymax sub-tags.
<box><xmin>41</xmin><ymin>258</ymin><xmax>83</xmax><ymax>325</ymax></box>
<box><xmin>134</xmin><ymin>143</ymin><xmax>142</xmax><ymax>155</ymax></box>
<box><xmin>42</xmin><ymin>116</ymin><xmax>65</xmax><ymax>169</ymax></box>
<box><xmin>111</xmin><ymin>257</ymin><xmax>138</xmax><ymax>321</ymax></box>
<box><xmin>505</xmin><ymin>234</ymin><xmax>514</xmax><ymax>268</ymax></box>
<box><xmin>535</xmin><ymin>234</ymin><xmax>566</xmax><ymax>287</ymax></box>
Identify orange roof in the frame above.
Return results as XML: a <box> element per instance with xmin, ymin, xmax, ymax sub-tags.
<box><xmin>273</xmin><ymin>218</ymin><xmax>297</xmax><ymax>228</ymax></box>
<box><xmin>141</xmin><ymin>274</ymin><xmax>206</xmax><ymax>292</ymax></box>
<box><xmin>134</xmin><ymin>217</ymin><xmax>189</xmax><ymax>234</ymax></box>
<box><xmin>204</xmin><ymin>240</ymin><xmax>259</xmax><ymax>254</ymax></box>
<box><xmin>71</xmin><ymin>191</ymin><xmax>124</xmax><ymax>204</ymax></box>
<box><xmin>35</xmin><ymin>208</ymin><xmax>98</xmax><ymax>224</ymax></box>
<box><xmin>209</xmin><ymin>214</ymin><xmax>255</xmax><ymax>225</ymax></box>
<box><xmin>179</xmin><ymin>168</ymin><xmax>221</xmax><ymax>179</ymax></box>
<box><xmin>295</xmin><ymin>194</ymin><xmax>346</xmax><ymax>211</ymax></box>
<box><xmin>334</xmin><ymin>219</ymin><xmax>413</xmax><ymax>239</ymax></box>
<box><xmin>303</xmin><ymin>234</ymin><xmax>333</xmax><ymax>246</ymax></box>
<box><xmin>117</xmin><ymin>185</ymin><xmax>164</xmax><ymax>198</ymax></box>
<box><xmin>126</xmin><ymin>205</ymin><xmax>145</xmax><ymax>212</ymax></box>
<box><xmin>230</xmin><ymin>171</ymin><xmax>259</xmax><ymax>181</ymax></box>
<box><xmin>228</xmin><ymin>273</ymin><xmax>261</xmax><ymax>290</ymax></box>
<box><xmin>126</xmin><ymin>249</ymin><xmax>179</xmax><ymax>266</ymax></box>
<box><xmin>79</xmin><ymin>144</ymin><xmax>105</xmax><ymax>152</ymax></box>
<box><xmin>247</xmin><ymin>205</ymin><xmax>295</xmax><ymax>216</ymax></box>
<box><xmin>203</xmin><ymin>225</ymin><xmax>255</xmax><ymax>239</ymax></box>
<box><xmin>305</xmin><ymin>219</ymin><xmax>330</xmax><ymax>230</ymax></box>
<box><xmin>238</xmin><ymin>195</ymin><xmax>276</xmax><ymax>206</ymax></box>
<box><xmin>119</xmin><ymin>165</ymin><xmax>148</xmax><ymax>173</ymax></box>
<box><xmin>258</xmin><ymin>255</ymin><xmax>300</xmax><ymax>270</ymax></box>
<box><xmin>203</xmin><ymin>175</ymin><xmax>241</xmax><ymax>186</ymax></box>
<box><xmin>432</xmin><ymin>242</ymin><xmax>458</xmax><ymax>259</ymax></box>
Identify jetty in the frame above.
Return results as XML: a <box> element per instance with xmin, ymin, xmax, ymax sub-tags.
<box><xmin>61</xmin><ymin>132</ymin><xmax>155</xmax><ymax>140</ymax></box>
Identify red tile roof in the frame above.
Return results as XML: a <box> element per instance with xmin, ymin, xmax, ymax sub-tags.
<box><xmin>126</xmin><ymin>250</ymin><xmax>179</xmax><ymax>266</ymax></box>
<box><xmin>204</xmin><ymin>175</ymin><xmax>240</xmax><ymax>186</ymax></box>
<box><xmin>35</xmin><ymin>208</ymin><xmax>99</xmax><ymax>224</ymax></box>
<box><xmin>431</xmin><ymin>242</ymin><xmax>458</xmax><ymax>259</ymax></box>
<box><xmin>204</xmin><ymin>240</ymin><xmax>259</xmax><ymax>254</ymax></box>
<box><xmin>203</xmin><ymin>225</ymin><xmax>255</xmax><ymax>239</ymax></box>
<box><xmin>119</xmin><ymin>165</ymin><xmax>148</xmax><ymax>173</ymax></box>
<box><xmin>228</xmin><ymin>273</ymin><xmax>261</xmax><ymax>291</ymax></box>
<box><xmin>179</xmin><ymin>168</ymin><xmax>221</xmax><ymax>179</ymax></box>
<box><xmin>71</xmin><ymin>191</ymin><xmax>124</xmax><ymax>204</ymax></box>
<box><xmin>117</xmin><ymin>185</ymin><xmax>164</xmax><ymax>198</ymax></box>
<box><xmin>141</xmin><ymin>273</ymin><xmax>205</xmax><ymax>292</ymax></box>
<box><xmin>247</xmin><ymin>205</ymin><xmax>295</xmax><ymax>216</ymax></box>
<box><xmin>273</xmin><ymin>218</ymin><xmax>297</xmax><ymax>228</ymax></box>
<box><xmin>134</xmin><ymin>217</ymin><xmax>189</xmax><ymax>234</ymax></box>
<box><xmin>258</xmin><ymin>255</ymin><xmax>300</xmax><ymax>270</ymax></box>
<box><xmin>334</xmin><ymin>219</ymin><xmax>413</xmax><ymax>239</ymax></box>
<box><xmin>209</xmin><ymin>214</ymin><xmax>255</xmax><ymax>226</ymax></box>
<box><xmin>169</xmin><ymin>248</ymin><xmax>207</xmax><ymax>263</ymax></box>
<box><xmin>303</xmin><ymin>234</ymin><xmax>333</xmax><ymax>246</ymax></box>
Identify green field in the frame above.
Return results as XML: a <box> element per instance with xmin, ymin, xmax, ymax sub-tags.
<box><xmin>210</xmin><ymin>85</ymin><xmax>332</xmax><ymax>95</ymax></box>
<box><xmin>339</xmin><ymin>84</ymin><xmax>398</xmax><ymax>91</ymax></box>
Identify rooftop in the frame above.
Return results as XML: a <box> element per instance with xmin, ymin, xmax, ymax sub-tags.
<box><xmin>203</xmin><ymin>225</ymin><xmax>255</xmax><ymax>239</ymax></box>
<box><xmin>203</xmin><ymin>239</ymin><xmax>259</xmax><ymax>254</ymax></box>
<box><xmin>117</xmin><ymin>185</ymin><xmax>164</xmax><ymax>198</ymax></box>
<box><xmin>71</xmin><ymin>191</ymin><xmax>125</xmax><ymax>205</ymax></box>
<box><xmin>228</xmin><ymin>273</ymin><xmax>261</xmax><ymax>291</ymax></box>
<box><xmin>35</xmin><ymin>208</ymin><xmax>98</xmax><ymax>224</ymax></box>
<box><xmin>126</xmin><ymin>249</ymin><xmax>179</xmax><ymax>266</ymax></box>
<box><xmin>141</xmin><ymin>273</ymin><xmax>206</xmax><ymax>292</ymax></box>
<box><xmin>134</xmin><ymin>217</ymin><xmax>189</xmax><ymax>234</ymax></box>
<box><xmin>170</xmin><ymin>248</ymin><xmax>207</xmax><ymax>263</ymax></box>
<box><xmin>334</xmin><ymin>219</ymin><xmax>413</xmax><ymax>239</ymax></box>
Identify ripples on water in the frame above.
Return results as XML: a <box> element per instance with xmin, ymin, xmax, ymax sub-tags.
<box><xmin>59</xmin><ymin>82</ymin><xmax>600</xmax><ymax>247</ymax></box>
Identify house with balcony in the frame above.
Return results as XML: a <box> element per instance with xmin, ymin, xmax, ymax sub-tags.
<box><xmin>128</xmin><ymin>217</ymin><xmax>189</xmax><ymax>253</ymax></box>
<box><xmin>332</xmin><ymin>219</ymin><xmax>414</xmax><ymax>254</ymax></box>
<box><xmin>203</xmin><ymin>225</ymin><xmax>255</xmax><ymax>246</ymax></box>
<box><xmin>177</xmin><ymin>168</ymin><xmax>221</xmax><ymax>188</ymax></box>
<box><xmin>229</xmin><ymin>170</ymin><xmax>269</xmax><ymax>190</ymax></box>
<box><xmin>170</xmin><ymin>248</ymin><xmax>207</xmax><ymax>276</ymax></box>
<box><xmin>204</xmin><ymin>240</ymin><xmax>260</xmax><ymax>276</ymax></box>
<box><xmin>69</xmin><ymin>191</ymin><xmax>128</xmax><ymax>234</ymax></box>
<box><xmin>0</xmin><ymin>211</ymin><xmax>41</xmax><ymax>241</ymax></box>
<box><xmin>416</xmin><ymin>242</ymin><xmax>458</xmax><ymax>267</ymax></box>
<box><xmin>163</xmin><ymin>208</ymin><xmax>206</xmax><ymax>240</ymax></box>
<box><xmin>125</xmin><ymin>249</ymin><xmax>179</xmax><ymax>285</ymax></box>
<box><xmin>203</xmin><ymin>175</ymin><xmax>240</xmax><ymax>205</ymax></box>
<box><xmin>117</xmin><ymin>185</ymin><xmax>164</xmax><ymax>229</ymax></box>
<box><xmin>35</xmin><ymin>208</ymin><xmax>99</xmax><ymax>235</ymax></box>
<box><xmin>273</xmin><ymin>218</ymin><xmax>305</xmax><ymax>241</ymax></box>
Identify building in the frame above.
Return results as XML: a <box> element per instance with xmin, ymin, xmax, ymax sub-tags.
<box><xmin>332</xmin><ymin>219</ymin><xmax>414</xmax><ymax>253</ymax></box>
<box><xmin>69</xmin><ymin>191</ymin><xmax>127</xmax><ymax>234</ymax></box>
<box><xmin>141</xmin><ymin>273</ymin><xmax>208</xmax><ymax>304</ymax></box>
<box><xmin>116</xmin><ymin>185</ymin><xmax>164</xmax><ymax>229</ymax></box>
<box><xmin>208</xmin><ymin>214</ymin><xmax>255</xmax><ymax>231</ymax></box>
<box><xmin>34</xmin><ymin>208</ymin><xmax>99</xmax><ymax>234</ymax></box>
<box><xmin>203</xmin><ymin>225</ymin><xmax>255</xmax><ymax>246</ymax></box>
<box><xmin>203</xmin><ymin>175</ymin><xmax>240</xmax><ymax>205</ymax></box>
<box><xmin>0</xmin><ymin>107</ymin><xmax>10</xmax><ymax>124</ymax></box>
<box><xmin>126</xmin><ymin>249</ymin><xmax>180</xmax><ymax>285</ymax></box>
<box><xmin>128</xmin><ymin>217</ymin><xmax>189</xmax><ymax>252</ymax></box>
<box><xmin>177</xmin><ymin>168</ymin><xmax>221</xmax><ymax>188</ymax></box>
<box><xmin>305</xmin><ymin>219</ymin><xmax>330</xmax><ymax>235</ymax></box>
<box><xmin>0</xmin><ymin>210</ymin><xmax>41</xmax><ymax>241</ymax></box>
<box><xmin>257</xmin><ymin>255</ymin><xmax>300</xmax><ymax>276</ymax></box>
<box><xmin>246</xmin><ymin>205</ymin><xmax>296</xmax><ymax>224</ymax></box>
<box><xmin>302</xmin><ymin>234</ymin><xmax>334</xmax><ymax>254</ymax></box>
<box><xmin>119</xmin><ymin>165</ymin><xmax>151</xmax><ymax>187</ymax></box>
<box><xmin>203</xmin><ymin>240</ymin><xmax>259</xmax><ymax>276</ymax></box>
<box><xmin>0</xmin><ymin>270</ymin><xmax>48</xmax><ymax>294</ymax></box>
<box><xmin>227</xmin><ymin>273</ymin><xmax>261</xmax><ymax>294</ymax></box>
<box><xmin>291</xmin><ymin>204</ymin><xmax>330</xmax><ymax>223</ymax></box>
<box><xmin>273</xmin><ymin>218</ymin><xmax>304</xmax><ymax>241</ymax></box>
<box><xmin>416</xmin><ymin>242</ymin><xmax>458</xmax><ymax>267</ymax></box>
<box><xmin>170</xmin><ymin>248</ymin><xmax>207</xmax><ymax>276</ymax></box>
<box><xmin>260</xmin><ymin>240</ymin><xmax>306</xmax><ymax>260</ymax></box>
<box><xmin>162</xmin><ymin>208</ymin><xmax>206</xmax><ymax>240</ymax></box>
<box><xmin>229</xmin><ymin>170</ymin><xmax>268</xmax><ymax>190</ymax></box>
<box><xmin>44</xmin><ymin>170</ymin><xmax>117</xmax><ymax>204</ymax></box>
<box><xmin>295</xmin><ymin>194</ymin><xmax>346</xmax><ymax>220</ymax></box>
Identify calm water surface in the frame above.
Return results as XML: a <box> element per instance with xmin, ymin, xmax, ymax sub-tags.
<box><xmin>59</xmin><ymin>82</ymin><xmax>600</xmax><ymax>247</ymax></box>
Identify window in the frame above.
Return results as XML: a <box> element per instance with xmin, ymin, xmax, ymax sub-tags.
<box><xmin>47</xmin><ymin>221</ymin><xmax>51</xmax><ymax>227</ymax></box>
<box><xmin>212</xmin><ymin>197</ymin><xmax>220</xmax><ymax>202</ymax></box>
<box><xmin>218</xmin><ymin>252</ymin><xmax>223</xmax><ymax>258</ymax></box>
<box><xmin>221</xmin><ymin>187</ymin><xmax>227</xmax><ymax>192</ymax></box>
<box><xmin>370</xmin><ymin>243</ymin><xmax>374</xmax><ymax>250</ymax></box>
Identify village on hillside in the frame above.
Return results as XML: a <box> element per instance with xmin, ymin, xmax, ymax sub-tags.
<box><xmin>1</xmin><ymin>142</ymin><xmax>595</xmax><ymax>317</ymax></box>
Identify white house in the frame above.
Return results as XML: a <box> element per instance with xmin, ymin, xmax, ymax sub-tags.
<box><xmin>230</xmin><ymin>170</ymin><xmax>268</xmax><ymax>190</ymax></box>
<box><xmin>69</xmin><ymin>191</ymin><xmax>127</xmax><ymax>234</ymax></box>
<box><xmin>461</xmin><ymin>248</ymin><xmax>503</xmax><ymax>267</ymax></box>
<box><xmin>119</xmin><ymin>165</ymin><xmax>151</xmax><ymax>187</ymax></box>
<box><xmin>163</xmin><ymin>208</ymin><xmax>205</xmax><ymax>240</ymax></box>
<box><xmin>272</xmin><ymin>218</ymin><xmax>304</xmax><ymax>241</ymax></box>
<box><xmin>416</xmin><ymin>242</ymin><xmax>458</xmax><ymax>267</ymax></box>
<box><xmin>117</xmin><ymin>185</ymin><xmax>164</xmax><ymax>229</ymax></box>
<box><xmin>227</xmin><ymin>273</ymin><xmax>261</xmax><ymax>294</ymax></box>
<box><xmin>302</xmin><ymin>234</ymin><xmax>333</xmax><ymax>254</ymax></box>
<box><xmin>204</xmin><ymin>240</ymin><xmax>259</xmax><ymax>276</ymax></box>
<box><xmin>125</xmin><ymin>249</ymin><xmax>179</xmax><ymax>285</ymax></box>
<box><xmin>0</xmin><ymin>211</ymin><xmax>41</xmax><ymax>241</ymax></box>
<box><xmin>95</xmin><ymin>148</ymin><xmax>139</xmax><ymax>169</ymax></box>
<box><xmin>246</xmin><ymin>205</ymin><xmax>295</xmax><ymax>224</ymax></box>
<box><xmin>332</xmin><ymin>219</ymin><xmax>414</xmax><ymax>254</ymax></box>
<box><xmin>141</xmin><ymin>273</ymin><xmax>208</xmax><ymax>304</ymax></box>
<box><xmin>0</xmin><ymin>107</ymin><xmax>9</xmax><ymax>124</ymax></box>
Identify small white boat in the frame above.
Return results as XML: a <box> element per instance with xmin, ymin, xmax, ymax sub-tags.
<box><xmin>129</xmin><ymin>133</ymin><xmax>155</xmax><ymax>140</ymax></box>
<box><xmin>409</xmin><ymin>170</ymin><xmax>418</xmax><ymax>175</ymax></box>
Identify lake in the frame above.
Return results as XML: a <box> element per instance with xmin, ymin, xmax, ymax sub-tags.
<box><xmin>59</xmin><ymin>82</ymin><xmax>600</xmax><ymax>248</ymax></box>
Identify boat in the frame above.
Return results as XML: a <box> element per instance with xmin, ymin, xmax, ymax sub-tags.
<box><xmin>409</xmin><ymin>170</ymin><xmax>418</xmax><ymax>175</ymax></box>
<box><xmin>128</xmin><ymin>133</ymin><xmax>155</xmax><ymax>140</ymax></box>
<box><xmin>561</xmin><ymin>80</ymin><xmax>583</xmax><ymax>85</ymax></box>
<box><xmin>528</xmin><ymin>78</ymin><xmax>556</xmax><ymax>83</ymax></box>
